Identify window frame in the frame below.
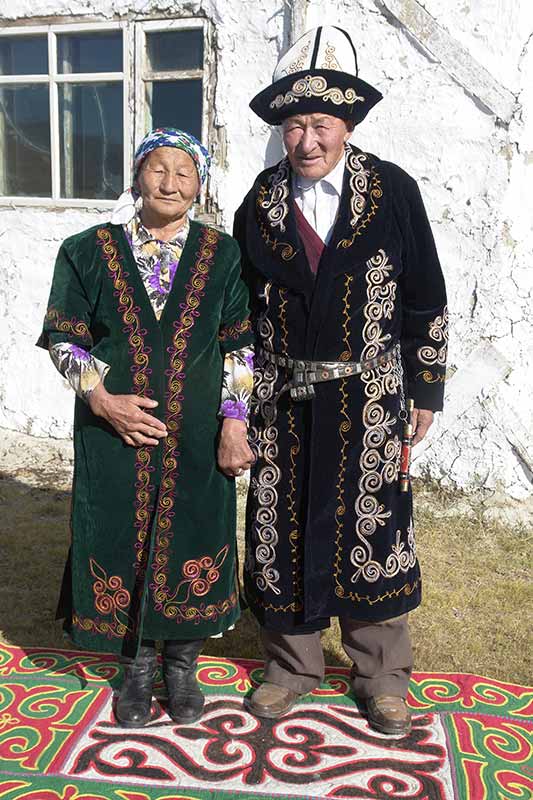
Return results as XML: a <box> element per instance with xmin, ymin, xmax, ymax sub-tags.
<box><xmin>134</xmin><ymin>18</ymin><xmax>209</xmax><ymax>149</ymax></box>
<box><xmin>0</xmin><ymin>18</ymin><xmax>212</xmax><ymax>210</ymax></box>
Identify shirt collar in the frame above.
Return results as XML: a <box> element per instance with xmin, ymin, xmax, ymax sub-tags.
<box><xmin>293</xmin><ymin>152</ymin><xmax>346</xmax><ymax>196</ymax></box>
<box><xmin>127</xmin><ymin>211</ymin><xmax>190</xmax><ymax>247</ymax></box>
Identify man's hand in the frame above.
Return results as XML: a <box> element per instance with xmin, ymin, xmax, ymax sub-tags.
<box><xmin>88</xmin><ymin>382</ymin><xmax>167</xmax><ymax>447</ymax></box>
<box><xmin>218</xmin><ymin>418</ymin><xmax>255</xmax><ymax>477</ymax></box>
<box><xmin>411</xmin><ymin>408</ymin><xmax>434</xmax><ymax>446</ymax></box>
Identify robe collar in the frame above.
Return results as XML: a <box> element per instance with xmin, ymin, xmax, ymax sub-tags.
<box><xmin>244</xmin><ymin>143</ymin><xmax>392</xmax><ymax>298</ymax></box>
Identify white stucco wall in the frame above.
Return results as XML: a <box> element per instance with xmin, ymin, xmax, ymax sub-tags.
<box><xmin>1</xmin><ymin>0</ymin><xmax>532</xmax><ymax>500</ymax></box>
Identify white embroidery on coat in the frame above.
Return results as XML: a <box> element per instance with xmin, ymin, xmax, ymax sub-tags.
<box><xmin>337</xmin><ymin>148</ymin><xmax>383</xmax><ymax>251</ymax></box>
<box><xmin>258</xmin><ymin>159</ymin><xmax>291</xmax><ymax>234</ymax></box>
<box><xmin>349</xmin><ymin>249</ymin><xmax>416</xmax><ymax>584</ymax></box>
<box><xmin>417</xmin><ymin>306</ymin><xmax>449</xmax><ymax>366</ymax></box>
<box><xmin>247</xmin><ymin>283</ymin><xmax>282</xmax><ymax>595</ymax></box>
<box><xmin>345</xmin><ymin>147</ymin><xmax>370</xmax><ymax>227</ymax></box>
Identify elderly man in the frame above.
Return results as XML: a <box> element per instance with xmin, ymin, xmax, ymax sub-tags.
<box><xmin>234</xmin><ymin>26</ymin><xmax>448</xmax><ymax>736</ymax></box>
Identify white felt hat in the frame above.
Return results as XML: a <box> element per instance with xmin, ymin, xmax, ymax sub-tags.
<box><xmin>250</xmin><ymin>26</ymin><xmax>382</xmax><ymax>126</ymax></box>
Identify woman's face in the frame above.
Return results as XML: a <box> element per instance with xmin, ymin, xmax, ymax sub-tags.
<box><xmin>137</xmin><ymin>146</ymin><xmax>200</xmax><ymax>226</ymax></box>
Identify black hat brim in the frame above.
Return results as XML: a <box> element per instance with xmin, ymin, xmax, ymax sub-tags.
<box><xmin>250</xmin><ymin>69</ymin><xmax>382</xmax><ymax>126</ymax></box>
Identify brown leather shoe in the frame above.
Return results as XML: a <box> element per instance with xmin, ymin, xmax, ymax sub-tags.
<box><xmin>245</xmin><ymin>682</ymin><xmax>300</xmax><ymax>718</ymax></box>
<box><xmin>366</xmin><ymin>695</ymin><xmax>412</xmax><ymax>735</ymax></box>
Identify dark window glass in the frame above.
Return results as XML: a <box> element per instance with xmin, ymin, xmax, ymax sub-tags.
<box><xmin>0</xmin><ymin>85</ymin><xmax>51</xmax><ymax>196</ymax></box>
<box><xmin>57</xmin><ymin>32</ymin><xmax>123</xmax><ymax>74</ymax></box>
<box><xmin>150</xmin><ymin>79</ymin><xmax>202</xmax><ymax>140</ymax></box>
<box><xmin>59</xmin><ymin>82</ymin><xmax>123</xmax><ymax>199</ymax></box>
<box><xmin>0</xmin><ymin>36</ymin><xmax>48</xmax><ymax>75</ymax></box>
<box><xmin>146</xmin><ymin>30</ymin><xmax>203</xmax><ymax>72</ymax></box>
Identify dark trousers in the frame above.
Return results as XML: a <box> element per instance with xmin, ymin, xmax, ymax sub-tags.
<box><xmin>261</xmin><ymin>614</ymin><xmax>413</xmax><ymax>698</ymax></box>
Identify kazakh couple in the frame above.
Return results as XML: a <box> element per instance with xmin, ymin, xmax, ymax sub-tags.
<box><xmin>39</xmin><ymin>26</ymin><xmax>447</xmax><ymax>737</ymax></box>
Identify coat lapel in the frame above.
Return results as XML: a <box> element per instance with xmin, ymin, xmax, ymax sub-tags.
<box><xmin>245</xmin><ymin>158</ymin><xmax>315</xmax><ymax>302</ymax></box>
<box><xmin>245</xmin><ymin>145</ymin><xmax>391</xmax><ymax>289</ymax></box>
<box><xmin>304</xmin><ymin>147</ymin><xmax>392</xmax><ymax>354</ymax></box>
<box><xmin>107</xmin><ymin>222</ymin><xmax>206</xmax><ymax>333</ymax></box>
<box><xmin>158</xmin><ymin>221</ymin><xmax>203</xmax><ymax>329</ymax></box>
<box><xmin>106</xmin><ymin>224</ymin><xmax>160</xmax><ymax>328</ymax></box>
<box><xmin>243</xmin><ymin>145</ymin><xmax>394</xmax><ymax>356</ymax></box>
<box><xmin>325</xmin><ymin>145</ymin><xmax>392</xmax><ymax>274</ymax></box>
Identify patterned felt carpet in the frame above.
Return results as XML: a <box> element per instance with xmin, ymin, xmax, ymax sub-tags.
<box><xmin>0</xmin><ymin>642</ymin><xmax>531</xmax><ymax>800</ymax></box>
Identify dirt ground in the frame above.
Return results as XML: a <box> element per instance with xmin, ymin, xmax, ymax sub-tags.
<box><xmin>1</xmin><ymin>427</ymin><xmax>531</xmax><ymax>685</ymax></box>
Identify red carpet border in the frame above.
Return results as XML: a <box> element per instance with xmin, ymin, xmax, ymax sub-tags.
<box><xmin>0</xmin><ymin>642</ymin><xmax>531</xmax><ymax>799</ymax></box>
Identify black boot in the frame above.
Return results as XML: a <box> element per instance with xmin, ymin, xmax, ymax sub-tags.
<box><xmin>163</xmin><ymin>639</ymin><xmax>205</xmax><ymax>724</ymax></box>
<box><xmin>115</xmin><ymin>642</ymin><xmax>157</xmax><ymax>728</ymax></box>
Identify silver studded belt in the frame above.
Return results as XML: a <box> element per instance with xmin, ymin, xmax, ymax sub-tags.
<box><xmin>260</xmin><ymin>346</ymin><xmax>398</xmax><ymax>401</ymax></box>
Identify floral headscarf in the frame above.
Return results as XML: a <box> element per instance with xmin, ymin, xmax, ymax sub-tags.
<box><xmin>133</xmin><ymin>127</ymin><xmax>211</xmax><ymax>187</ymax></box>
<box><xmin>110</xmin><ymin>126</ymin><xmax>211</xmax><ymax>225</ymax></box>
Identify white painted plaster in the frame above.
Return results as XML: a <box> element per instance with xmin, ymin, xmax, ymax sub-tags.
<box><xmin>0</xmin><ymin>0</ymin><xmax>532</xmax><ymax>501</ymax></box>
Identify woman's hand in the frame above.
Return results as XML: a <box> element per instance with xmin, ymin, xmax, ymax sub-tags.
<box><xmin>411</xmin><ymin>408</ymin><xmax>434</xmax><ymax>446</ymax></box>
<box><xmin>88</xmin><ymin>382</ymin><xmax>167</xmax><ymax>447</ymax></box>
<box><xmin>218</xmin><ymin>418</ymin><xmax>255</xmax><ymax>477</ymax></box>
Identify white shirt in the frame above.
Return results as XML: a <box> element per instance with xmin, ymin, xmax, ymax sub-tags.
<box><xmin>292</xmin><ymin>153</ymin><xmax>346</xmax><ymax>244</ymax></box>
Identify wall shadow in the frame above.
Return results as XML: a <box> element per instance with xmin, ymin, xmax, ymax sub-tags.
<box><xmin>264</xmin><ymin>128</ymin><xmax>284</xmax><ymax>169</ymax></box>
<box><xmin>0</xmin><ymin>472</ymin><xmax>264</xmax><ymax>663</ymax></box>
<box><xmin>0</xmin><ymin>473</ymin><xmax>72</xmax><ymax>651</ymax></box>
<box><xmin>0</xmin><ymin>471</ymin><xmax>340</xmax><ymax>671</ymax></box>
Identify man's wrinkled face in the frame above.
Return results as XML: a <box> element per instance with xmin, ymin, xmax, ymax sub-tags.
<box><xmin>282</xmin><ymin>113</ymin><xmax>353</xmax><ymax>179</ymax></box>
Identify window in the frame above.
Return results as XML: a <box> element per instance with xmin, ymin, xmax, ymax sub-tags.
<box><xmin>0</xmin><ymin>19</ymin><xmax>209</xmax><ymax>206</ymax></box>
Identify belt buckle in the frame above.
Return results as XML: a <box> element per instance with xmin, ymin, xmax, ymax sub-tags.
<box><xmin>290</xmin><ymin>360</ymin><xmax>316</xmax><ymax>401</ymax></box>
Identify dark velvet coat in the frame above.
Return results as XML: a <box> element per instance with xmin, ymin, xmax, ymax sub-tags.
<box><xmin>38</xmin><ymin>221</ymin><xmax>253</xmax><ymax>656</ymax></box>
<box><xmin>234</xmin><ymin>145</ymin><xmax>448</xmax><ymax>632</ymax></box>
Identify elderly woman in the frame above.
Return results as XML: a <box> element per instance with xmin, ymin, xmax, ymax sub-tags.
<box><xmin>38</xmin><ymin>127</ymin><xmax>255</xmax><ymax>728</ymax></box>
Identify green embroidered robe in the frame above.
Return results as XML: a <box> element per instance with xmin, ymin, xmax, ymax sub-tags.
<box><xmin>38</xmin><ymin>221</ymin><xmax>253</xmax><ymax>656</ymax></box>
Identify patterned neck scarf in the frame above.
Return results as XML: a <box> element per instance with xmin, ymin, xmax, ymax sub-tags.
<box><xmin>124</xmin><ymin>212</ymin><xmax>190</xmax><ymax>320</ymax></box>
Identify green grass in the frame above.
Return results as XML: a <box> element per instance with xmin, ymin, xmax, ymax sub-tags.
<box><xmin>1</xmin><ymin>472</ymin><xmax>531</xmax><ymax>685</ymax></box>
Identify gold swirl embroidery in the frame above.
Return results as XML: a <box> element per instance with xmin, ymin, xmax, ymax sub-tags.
<box><xmin>333</xmin><ymin>579</ymin><xmax>420</xmax><ymax>604</ymax></box>
<box><xmin>173</xmin><ymin>545</ymin><xmax>229</xmax><ymax>602</ymax></box>
<box><xmin>45</xmin><ymin>309</ymin><xmax>92</xmax><ymax>343</ymax></box>
<box><xmin>340</xmin><ymin>275</ymin><xmax>353</xmax><ymax>362</ymax></box>
<box><xmin>218</xmin><ymin>318</ymin><xmax>252</xmax><ymax>341</ymax></box>
<box><xmin>258</xmin><ymin>222</ymin><xmax>296</xmax><ymax>261</ymax></box>
<box><xmin>269</xmin><ymin>75</ymin><xmax>365</xmax><ymax>110</ymax></box>
<box><xmin>280</xmin><ymin>288</ymin><xmax>303</xmax><ymax>610</ymax></box>
<box><xmin>72</xmin><ymin>614</ymin><xmax>127</xmax><ymax>638</ymax></box>
<box><xmin>71</xmin><ymin>560</ymin><xmax>132</xmax><ymax>639</ymax></box>
<box><xmin>417</xmin><ymin>306</ymin><xmax>449</xmax><ymax>367</ymax></box>
<box><xmin>97</xmin><ymin>228</ymin><xmax>153</xmax><ymax>578</ymax></box>
<box><xmin>322</xmin><ymin>43</ymin><xmax>341</xmax><ymax>70</ymax></box>
<box><xmin>90</xmin><ymin>560</ymin><xmax>131</xmax><ymax>615</ymax></box>
<box><xmin>151</xmin><ymin>227</ymin><xmax>237</xmax><ymax>624</ymax></box>
<box><xmin>417</xmin><ymin>370</ymin><xmax>446</xmax><ymax>384</ymax></box>
<box><xmin>337</xmin><ymin>150</ymin><xmax>382</xmax><ymax>250</ymax></box>
<box><xmin>283</xmin><ymin>41</ymin><xmax>310</xmax><ymax>75</ymax></box>
<box><xmin>278</xmin><ymin>287</ymin><xmax>289</xmax><ymax>352</ymax></box>
<box><xmin>333</xmin><ymin>376</ymin><xmax>351</xmax><ymax>596</ymax></box>
<box><xmin>334</xmin><ymin>276</ymin><xmax>353</xmax><ymax>592</ymax></box>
